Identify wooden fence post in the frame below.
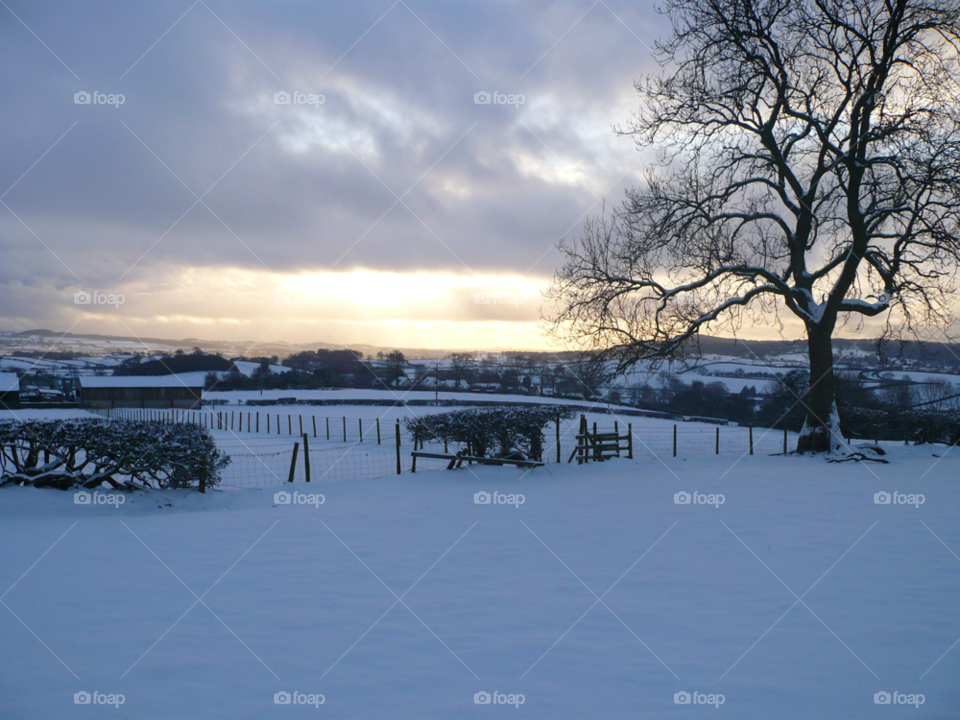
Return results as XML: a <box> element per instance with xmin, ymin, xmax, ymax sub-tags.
<box><xmin>267</xmin><ymin>414</ymin><xmax>270</xmax><ymax>434</ymax></box>
<box><xmin>715</xmin><ymin>426</ymin><xmax>720</xmax><ymax>455</ymax></box>
<box><xmin>359</xmin><ymin>418</ymin><xmax>363</xmax><ymax>442</ymax></box>
<box><xmin>395</xmin><ymin>421</ymin><xmax>401</xmax><ymax>475</ymax></box>
<box><xmin>256</xmin><ymin>412</ymin><xmax>259</xmax><ymax>433</ymax></box>
<box><xmin>302</xmin><ymin>434</ymin><xmax>311</xmax><ymax>483</ymax></box>
<box><xmin>556</xmin><ymin>414</ymin><xmax>561</xmax><ymax>463</ymax></box>
<box><xmin>376</xmin><ymin>418</ymin><xmax>381</xmax><ymax>444</ymax></box>
<box><xmin>288</xmin><ymin>415</ymin><xmax>292</xmax><ymax>435</ymax></box>
<box><xmin>627</xmin><ymin>423</ymin><xmax>633</xmax><ymax>459</ymax></box>
<box><xmin>312</xmin><ymin>416</ymin><xmax>317</xmax><ymax>438</ymax></box>
<box><xmin>276</xmin><ymin>414</ymin><xmax>280</xmax><ymax>435</ymax></box>
<box><xmin>578</xmin><ymin>415</ymin><xmax>587</xmax><ymax>464</ymax></box>
<box><xmin>412</xmin><ymin>427</ymin><xmax>418</xmax><ymax>473</ymax></box>
<box><xmin>673</xmin><ymin>424</ymin><xmax>677</xmax><ymax>457</ymax></box>
<box><xmin>326</xmin><ymin>417</ymin><xmax>330</xmax><ymax>440</ymax></box>
<box><xmin>749</xmin><ymin>426</ymin><xmax>754</xmax><ymax>455</ymax></box>
<box><xmin>343</xmin><ymin>416</ymin><xmax>347</xmax><ymax>442</ymax></box>
<box><xmin>783</xmin><ymin>426</ymin><xmax>787</xmax><ymax>454</ymax></box>
<box><xmin>299</xmin><ymin>415</ymin><xmax>303</xmax><ymax>436</ymax></box>
<box><xmin>288</xmin><ymin>442</ymin><xmax>299</xmax><ymax>483</ymax></box>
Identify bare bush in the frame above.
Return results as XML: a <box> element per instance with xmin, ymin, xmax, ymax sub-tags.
<box><xmin>0</xmin><ymin>418</ymin><xmax>229</xmax><ymax>490</ymax></box>
<box><xmin>405</xmin><ymin>406</ymin><xmax>575</xmax><ymax>461</ymax></box>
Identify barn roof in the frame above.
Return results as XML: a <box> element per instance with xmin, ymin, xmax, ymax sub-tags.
<box><xmin>0</xmin><ymin>373</ymin><xmax>19</xmax><ymax>393</ymax></box>
<box><xmin>77</xmin><ymin>376</ymin><xmax>203</xmax><ymax>389</ymax></box>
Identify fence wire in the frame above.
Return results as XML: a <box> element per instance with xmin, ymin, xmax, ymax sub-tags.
<box><xmin>96</xmin><ymin>407</ymin><xmax>797</xmax><ymax>488</ymax></box>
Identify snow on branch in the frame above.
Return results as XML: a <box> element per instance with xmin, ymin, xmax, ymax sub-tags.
<box><xmin>0</xmin><ymin>418</ymin><xmax>230</xmax><ymax>491</ymax></box>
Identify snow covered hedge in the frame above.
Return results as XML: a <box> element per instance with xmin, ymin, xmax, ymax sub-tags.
<box><xmin>839</xmin><ymin>406</ymin><xmax>960</xmax><ymax>445</ymax></box>
<box><xmin>404</xmin><ymin>406</ymin><xmax>575</xmax><ymax>460</ymax></box>
<box><xmin>0</xmin><ymin>418</ymin><xmax>230</xmax><ymax>490</ymax></box>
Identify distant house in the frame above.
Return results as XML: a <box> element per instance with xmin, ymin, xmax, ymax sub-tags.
<box><xmin>0</xmin><ymin>373</ymin><xmax>19</xmax><ymax>409</ymax></box>
<box><xmin>471</xmin><ymin>382</ymin><xmax>502</xmax><ymax>393</ymax></box>
<box><xmin>76</xmin><ymin>376</ymin><xmax>203</xmax><ymax>409</ymax></box>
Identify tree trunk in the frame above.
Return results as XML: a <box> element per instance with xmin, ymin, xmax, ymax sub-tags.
<box><xmin>797</xmin><ymin>327</ymin><xmax>842</xmax><ymax>452</ymax></box>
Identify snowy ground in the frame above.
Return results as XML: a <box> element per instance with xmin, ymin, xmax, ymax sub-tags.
<box><xmin>1</xmin><ymin>444</ymin><xmax>958</xmax><ymax>719</ymax></box>
<box><xmin>202</xmin><ymin>387</ymin><xmax>639</xmax><ymax>407</ymax></box>
<box><xmin>102</xmin><ymin>404</ymin><xmax>795</xmax><ymax>488</ymax></box>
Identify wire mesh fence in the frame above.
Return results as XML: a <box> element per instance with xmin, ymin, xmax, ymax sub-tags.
<box><xmin>96</xmin><ymin>407</ymin><xmax>401</xmax><ymax>443</ymax></box>
<box><xmin>628</xmin><ymin>426</ymin><xmax>796</xmax><ymax>459</ymax></box>
<box><xmin>214</xmin><ymin>436</ymin><xmax>458</xmax><ymax>488</ymax></box>
<box><xmin>92</xmin><ymin>406</ymin><xmax>797</xmax><ymax>488</ymax></box>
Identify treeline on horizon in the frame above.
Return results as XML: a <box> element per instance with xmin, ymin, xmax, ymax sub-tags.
<box><xmin>105</xmin><ymin>348</ymin><xmax>960</xmax><ymax>444</ymax></box>
<box><xmin>9</xmin><ymin>329</ymin><xmax>960</xmax><ymax>367</ymax></box>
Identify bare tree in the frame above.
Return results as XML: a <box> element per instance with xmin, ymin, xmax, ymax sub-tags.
<box><xmin>879</xmin><ymin>382</ymin><xmax>918</xmax><ymax>411</ymax></box>
<box><xmin>384</xmin><ymin>350</ymin><xmax>406</xmax><ymax>389</ymax></box>
<box><xmin>449</xmin><ymin>352</ymin><xmax>474</xmax><ymax>389</ymax></box>
<box><xmin>546</xmin><ymin>0</ymin><xmax>960</xmax><ymax>452</ymax></box>
<box><xmin>563</xmin><ymin>353</ymin><xmax>613</xmax><ymax>399</ymax></box>
<box><xmin>916</xmin><ymin>378</ymin><xmax>956</xmax><ymax>406</ymax></box>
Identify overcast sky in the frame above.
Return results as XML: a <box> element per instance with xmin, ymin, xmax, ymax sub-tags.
<box><xmin>0</xmin><ymin>0</ymin><xmax>671</xmax><ymax>351</ymax></box>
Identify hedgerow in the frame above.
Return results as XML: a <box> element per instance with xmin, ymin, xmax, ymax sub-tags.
<box><xmin>0</xmin><ymin>418</ymin><xmax>229</xmax><ymax>490</ymax></box>
<box><xmin>403</xmin><ymin>406</ymin><xmax>575</xmax><ymax>460</ymax></box>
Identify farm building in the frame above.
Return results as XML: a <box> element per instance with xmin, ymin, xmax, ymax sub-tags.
<box><xmin>76</xmin><ymin>376</ymin><xmax>203</xmax><ymax>409</ymax></box>
<box><xmin>0</xmin><ymin>373</ymin><xmax>19</xmax><ymax>409</ymax></box>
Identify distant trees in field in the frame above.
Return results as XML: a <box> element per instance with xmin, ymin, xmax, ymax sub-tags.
<box><xmin>115</xmin><ymin>351</ymin><xmax>234</xmax><ymax>376</ymax></box>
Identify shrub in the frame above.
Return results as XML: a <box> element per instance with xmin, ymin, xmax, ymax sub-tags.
<box><xmin>0</xmin><ymin>418</ymin><xmax>230</xmax><ymax>490</ymax></box>
<box><xmin>404</xmin><ymin>406</ymin><xmax>575</xmax><ymax>460</ymax></box>
<box><xmin>838</xmin><ymin>406</ymin><xmax>960</xmax><ymax>445</ymax></box>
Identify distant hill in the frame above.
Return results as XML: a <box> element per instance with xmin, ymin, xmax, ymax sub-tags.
<box><xmin>3</xmin><ymin>329</ymin><xmax>960</xmax><ymax>368</ymax></box>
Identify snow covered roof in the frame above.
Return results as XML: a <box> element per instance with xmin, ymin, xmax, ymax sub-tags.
<box><xmin>0</xmin><ymin>373</ymin><xmax>19</xmax><ymax>392</ymax></box>
<box><xmin>78</xmin><ymin>375</ymin><xmax>204</xmax><ymax>389</ymax></box>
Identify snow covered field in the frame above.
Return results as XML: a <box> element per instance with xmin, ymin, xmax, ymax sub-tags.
<box><xmin>99</xmin><ymin>403</ymin><xmax>795</xmax><ymax>487</ymax></box>
<box><xmin>203</xmin><ymin>387</ymin><xmax>636</xmax><ymax>407</ymax></box>
<box><xmin>1</xmin><ymin>445</ymin><xmax>958</xmax><ymax>718</ymax></box>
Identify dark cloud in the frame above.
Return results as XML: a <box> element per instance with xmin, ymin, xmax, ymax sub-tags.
<box><xmin>0</xmin><ymin>0</ymin><xmax>666</xmax><ymax>337</ymax></box>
